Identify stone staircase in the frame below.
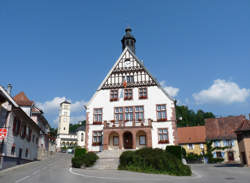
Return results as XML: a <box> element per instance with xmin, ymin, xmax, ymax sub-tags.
<box><xmin>90</xmin><ymin>150</ymin><xmax>124</xmax><ymax>170</ymax></box>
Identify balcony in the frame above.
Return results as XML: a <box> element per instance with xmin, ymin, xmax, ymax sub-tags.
<box><xmin>104</xmin><ymin>119</ymin><xmax>152</xmax><ymax>128</ymax></box>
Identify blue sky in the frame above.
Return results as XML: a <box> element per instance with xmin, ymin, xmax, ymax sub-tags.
<box><xmin>1</xmin><ymin>0</ymin><xmax>250</xmax><ymax>127</ymax></box>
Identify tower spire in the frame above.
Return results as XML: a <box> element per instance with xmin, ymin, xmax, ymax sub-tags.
<box><xmin>121</xmin><ymin>27</ymin><xmax>136</xmax><ymax>54</ymax></box>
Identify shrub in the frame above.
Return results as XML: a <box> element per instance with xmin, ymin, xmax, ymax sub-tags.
<box><xmin>82</xmin><ymin>152</ymin><xmax>99</xmax><ymax>167</ymax></box>
<box><xmin>74</xmin><ymin>147</ymin><xmax>86</xmax><ymax>158</ymax></box>
<box><xmin>165</xmin><ymin>145</ymin><xmax>183</xmax><ymax>160</ymax></box>
<box><xmin>186</xmin><ymin>153</ymin><xmax>203</xmax><ymax>163</ymax></box>
<box><xmin>72</xmin><ymin>157</ymin><xmax>83</xmax><ymax>168</ymax></box>
<box><xmin>119</xmin><ymin>147</ymin><xmax>192</xmax><ymax>176</ymax></box>
<box><xmin>209</xmin><ymin>157</ymin><xmax>224</xmax><ymax>163</ymax></box>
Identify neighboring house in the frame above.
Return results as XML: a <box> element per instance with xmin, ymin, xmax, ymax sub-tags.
<box><xmin>177</xmin><ymin>126</ymin><xmax>206</xmax><ymax>155</ymax></box>
<box><xmin>235</xmin><ymin>117</ymin><xmax>250</xmax><ymax>166</ymax></box>
<box><xmin>205</xmin><ymin>116</ymin><xmax>247</xmax><ymax>163</ymax></box>
<box><xmin>13</xmin><ymin>92</ymin><xmax>51</xmax><ymax>160</ymax></box>
<box><xmin>76</xmin><ymin>126</ymin><xmax>85</xmax><ymax>147</ymax></box>
<box><xmin>56</xmin><ymin>101</ymin><xmax>85</xmax><ymax>149</ymax></box>
<box><xmin>85</xmin><ymin>28</ymin><xmax>177</xmax><ymax>152</ymax></box>
<box><xmin>0</xmin><ymin>85</ymin><xmax>40</xmax><ymax>170</ymax></box>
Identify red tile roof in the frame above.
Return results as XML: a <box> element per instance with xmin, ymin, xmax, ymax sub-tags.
<box><xmin>13</xmin><ymin>91</ymin><xmax>34</xmax><ymax>106</ymax></box>
<box><xmin>236</xmin><ymin>119</ymin><xmax>250</xmax><ymax>132</ymax></box>
<box><xmin>205</xmin><ymin>115</ymin><xmax>246</xmax><ymax>140</ymax></box>
<box><xmin>177</xmin><ymin>126</ymin><xmax>206</xmax><ymax>144</ymax></box>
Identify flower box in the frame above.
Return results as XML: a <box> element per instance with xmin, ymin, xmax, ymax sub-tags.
<box><xmin>110</xmin><ymin>98</ymin><xmax>118</xmax><ymax>102</ymax></box>
<box><xmin>93</xmin><ymin>122</ymin><xmax>102</xmax><ymax>125</ymax></box>
<box><xmin>139</xmin><ymin>96</ymin><xmax>147</xmax><ymax>99</ymax></box>
<box><xmin>157</xmin><ymin>118</ymin><xmax>167</xmax><ymax>122</ymax></box>
<box><xmin>92</xmin><ymin>142</ymin><xmax>102</xmax><ymax>146</ymax></box>
<box><xmin>124</xmin><ymin>97</ymin><xmax>132</xmax><ymax>100</ymax></box>
<box><xmin>158</xmin><ymin>140</ymin><xmax>169</xmax><ymax>144</ymax></box>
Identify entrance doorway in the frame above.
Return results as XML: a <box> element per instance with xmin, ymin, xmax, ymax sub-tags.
<box><xmin>228</xmin><ymin>151</ymin><xmax>234</xmax><ymax>161</ymax></box>
<box><xmin>241</xmin><ymin>152</ymin><xmax>247</xmax><ymax>165</ymax></box>
<box><xmin>123</xmin><ymin>132</ymin><xmax>133</xmax><ymax>149</ymax></box>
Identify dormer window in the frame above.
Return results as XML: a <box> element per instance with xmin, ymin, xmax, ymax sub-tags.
<box><xmin>110</xmin><ymin>89</ymin><xmax>118</xmax><ymax>101</ymax></box>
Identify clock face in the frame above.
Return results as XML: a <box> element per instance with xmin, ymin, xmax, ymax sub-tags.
<box><xmin>124</xmin><ymin>60</ymin><xmax>132</xmax><ymax>67</ymax></box>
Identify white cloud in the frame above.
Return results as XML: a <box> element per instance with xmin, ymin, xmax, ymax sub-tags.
<box><xmin>36</xmin><ymin>97</ymin><xmax>87</xmax><ymax>126</ymax></box>
<box><xmin>193</xmin><ymin>79</ymin><xmax>250</xmax><ymax>104</ymax></box>
<box><xmin>160</xmin><ymin>81</ymin><xmax>179</xmax><ymax>97</ymax></box>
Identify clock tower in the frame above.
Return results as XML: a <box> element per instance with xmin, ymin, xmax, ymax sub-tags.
<box><xmin>121</xmin><ymin>27</ymin><xmax>136</xmax><ymax>54</ymax></box>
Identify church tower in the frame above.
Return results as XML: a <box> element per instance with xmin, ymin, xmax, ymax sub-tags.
<box><xmin>58</xmin><ymin>100</ymin><xmax>71</xmax><ymax>134</ymax></box>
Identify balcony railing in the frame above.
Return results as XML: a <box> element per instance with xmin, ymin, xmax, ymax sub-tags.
<box><xmin>104</xmin><ymin>119</ymin><xmax>152</xmax><ymax>128</ymax></box>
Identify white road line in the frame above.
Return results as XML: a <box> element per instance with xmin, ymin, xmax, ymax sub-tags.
<box><xmin>69</xmin><ymin>168</ymin><xmax>202</xmax><ymax>181</ymax></box>
<box><xmin>32</xmin><ymin>169</ymin><xmax>40</xmax><ymax>175</ymax></box>
<box><xmin>15</xmin><ymin>176</ymin><xmax>30</xmax><ymax>183</ymax></box>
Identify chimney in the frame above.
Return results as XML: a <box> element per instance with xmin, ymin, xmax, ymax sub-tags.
<box><xmin>7</xmin><ymin>84</ymin><xmax>12</xmax><ymax>95</ymax></box>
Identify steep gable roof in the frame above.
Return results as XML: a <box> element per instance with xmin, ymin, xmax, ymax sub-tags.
<box><xmin>13</xmin><ymin>91</ymin><xmax>34</xmax><ymax>106</ymax></box>
<box><xmin>177</xmin><ymin>126</ymin><xmax>206</xmax><ymax>144</ymax></box>
<box><xmin>86</xmin><ymin>47</ymin><xmax>174</xmax><ymax>108</ymax></box>
<box><xmin>205</xmin><ymin>115</ymin><xmax>246</xmax><ymax>140</ymax></box>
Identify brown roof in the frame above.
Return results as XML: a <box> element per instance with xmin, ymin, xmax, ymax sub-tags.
<box><xmin>236</xmin><ymin>119</ymin><xmax>250</xmax><ymax>132</ymax></box>
<box><xmin>13</xmin><ymin>91</ymin><xmax>34</xmax><ymax>106</ymax></box>
<box><xmin>205</xmin><ymin>115</ymin><xmax>246</xmax><ymax>140</ymax></box>
<box><xmin>177</xmin><ymin>126</ymin><xmax>206</xmax><ymax>144</ymax></box>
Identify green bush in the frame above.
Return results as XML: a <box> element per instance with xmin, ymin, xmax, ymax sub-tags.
<box><xmin>82</xmin><ymin>152</ymin><xmax>99</xmax><ymax>167</ymax></box>
<box><xmin>209</xmin><ymin>157</ymin><xmax>224</xmax><ymax>163</ymax></box>
<box><xmin>186</xmin><ymin>153</ymin><xmax>203</xmax><ymax>163</ymax></box>
<box><xmin>74</xmin><ymin>147</ymin><xmax>86</xmax><ymax>158</ymax></box>
<box><xmin>165</xmin><ymin>145</ymin><xmax>183</xmax><ymax>160</ymax></box>
<box><xmin>119</xmin><ymin>147</ymin><xmax>192</xmax><ymax>176</ymax></box>
<box><xmin>72</xmin><ymin>157</ymin><xmax>83</xmax><ymax>168</ymax></box>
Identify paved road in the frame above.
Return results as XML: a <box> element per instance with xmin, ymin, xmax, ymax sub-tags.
<box><xmin>0</xmin><ymin>153</ymin><xmax>249</xmax><ymax>183</ymax></box>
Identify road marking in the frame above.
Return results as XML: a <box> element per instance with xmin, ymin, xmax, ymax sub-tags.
<box><xmin>15</xmin><ymin>176</ymin><xmax>30</xmax><ymax>183</ymax></box>
<box><xmin>69</xmin><ymin>168</ymin><xmax>202</xmax><ymax>181</ymax></box>
<box><xmin>32</xmin><ymin>169</ymin><xmax>40</xmax><ymax>175</ymax></box>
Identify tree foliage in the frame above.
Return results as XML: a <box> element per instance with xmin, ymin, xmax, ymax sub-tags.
<box><xmin>176</xmin><ymin>105</ymin><xmax>215</xmax><ymax>127</ymax></box>
<box><xmin>69</xmin><ymin>120</ymin><xmax>86</xmax><ymax>133</ymax></box>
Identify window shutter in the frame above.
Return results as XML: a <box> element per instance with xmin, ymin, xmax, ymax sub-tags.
<box><xmin>221</xmin><ymin>152</ymin><xmax>225</xmax><ymax>157</ymax></box>
<box><xmin>213</xmin><ymin>152</ymin><xmax>216</xmax><ymax>158</ymax></box>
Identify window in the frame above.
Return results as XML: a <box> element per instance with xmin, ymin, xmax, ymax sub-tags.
<box><xmin>26</xmin><ymin>126</ymin><xmax>32</xmax><ymax>142</ymax></box>
<box><xmin>110</xmin><ymin>89</ymin><xmax>118</xmax><ymax>101</ymax></box>
<box><xmin>32</xmin><ymin>135</ymin><xmax>35</xmax><ymax>143</ymax></box>
<box><xmin>124</xmin><ymin>76</ymin><xmax>134</xmax><ymax>83</ymax></box>
<box><xmin>135</xmin><ymin>106</ymin><xmax>144</xmax><ymax>121</ymax></box>
<box><xmin>156</xmin><ymin>104</ymin><xmax>167</xmax><ymax>121</ymax></box>
<box><xmin>113</xmin><ymin>136</ymin><xmax>119</xmax><ymax>146</ymax></box>
<box><xmin>214</xmin><ymin>141</ymin><xmax>221</xmax><ymax>147</ymax></box>
<box><xmin>139</xmin><ymin>88</ymin><xmax>147</xmax><ymax>99</ymax></box>
<box><xmin>81</xmin><ymin>133</ymin><xmax>84</xmax><ymax>142</ymax></box>
<box><xmin>188</xmin><ymin>144</ymin><xmax>194</xmax><ymax>150</ymax></box>
<box><xmin>25</xmin><ymin>148</ymin><xmax>28</xmax><ymax>157</ymax></box>
<box><xmin>115</xmin><ymin>107</ymin><xmax>123</xmax><ymax>121</ymax></box>
<box><xmin>20</xmin><ymin>124</ymin><xmax>26</xmax><ymax>138</ymax></box>
<box><xmin>64</xmin><ymin>117</ymin><xmax>66</xmax><ymax>122</ymax></box>
<box><xmin>93</xmin><ymin>108</ymin><xmax>103</xmax><ymax>124</ymax></box>
<box><xmin>200</xmin><ymin>143</ymin><xmax>204</xmax><ymax>149</ymax></box>
<box><xmin>36</xmin><ymin>137</ymin><xmax>38</xmax><ymax>144</ymax></box>
<box><xmin>139</xmin><ymin>136</ymin><xmax>146</xmax><ymax>145</ymax></box>
<box><xmin>11</xmin><ymin>144</ymin><xmax>15</xmax><ymax>155</ymax></box>
<box><xmin>92</xmin><ymin>131</ymin><xmax>102</xmax><ymax>146</ymax></box>
<box><xmin>158</xmin><ymin>128</ymin><xmax>169</xmax><ymax>144</ymax></box>
<box><xmin>13</xmin><ymin>118</ymin><xmax>21</xmax><ymax>136</ymax></box>
<box><xmin>124</xmin><ymin>89</ymin><xmax>133</xmax><ymax>100</ymax></box>
<box><xmin>216</xmin><ymin>151</ymin><xmax>222</xmax><ymax>158</ymax></box>
<box><xmin>124</xmin><ymin>107</ymin><xmax>133</xmax><ymax>121</ymax></box>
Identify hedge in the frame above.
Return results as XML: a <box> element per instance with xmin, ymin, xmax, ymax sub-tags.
<box><xmin>165</xmin><ymin>145</ymin><xmax>186</xmax><ymax>160</ymax></box>
<box><xmin>119</xmin><ymin>147</ymin><xmax>192</xmax><ymax>176</ymax></box>
<box><xmin>186</xmin><ymin>153</ymin><xmax>203</xmax><ymax>163</ymax></box>
<box><xmin>72</xmin><ymin>148</ymin><xmax>98</xmax><ymax>168</ymax></box>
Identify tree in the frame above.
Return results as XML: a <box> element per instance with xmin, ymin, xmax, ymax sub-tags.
<box><xmin>176</xmin><ymin>105</ymin><xmax>215</xmax><ymax>127</ymax></box>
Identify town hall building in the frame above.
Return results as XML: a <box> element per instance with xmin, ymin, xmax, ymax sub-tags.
<box><xmin>85</xmin><ymin>28</ymin><xmax>177</xmax><ymax>152</ymax></box>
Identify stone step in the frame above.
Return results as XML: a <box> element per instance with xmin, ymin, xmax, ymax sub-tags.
<box><xmin>90</xmin><ymin>158</ymin><xmax>119</xmax><ymax>170</ymax></box>
<box><xmin>96</xmin><ymin>150</ymin><xmax>124</xmax><ymax>159</ymax></box>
